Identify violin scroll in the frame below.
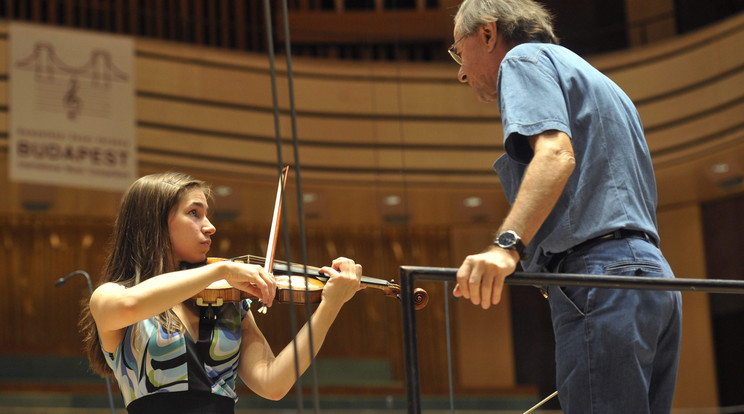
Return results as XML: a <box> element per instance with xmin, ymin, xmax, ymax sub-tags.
<box><xmin>380</xmin><ymin>279</ymin><xmax>429</xmax><ymax>310</ymax></box>
<box><xmin>411</xmin><ymin>288</ymin><xmax>429</xmax><ymax>310</ymax></box>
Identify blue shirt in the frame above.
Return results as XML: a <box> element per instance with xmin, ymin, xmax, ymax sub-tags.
<box><xmin>493</xmin><ymin>43</ymin><xmax>659</xmax><ymax>272</ymax></box>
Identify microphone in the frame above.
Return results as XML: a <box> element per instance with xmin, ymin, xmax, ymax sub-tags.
<box><xmin>55</xmin><ymin>269</ymin><xmax>116</xmax><ymax>414</ymax></box>
<box><xmin>55</xmin><ymin>270</ymin><xmax>93</xmax><ymax>296</ymax></box>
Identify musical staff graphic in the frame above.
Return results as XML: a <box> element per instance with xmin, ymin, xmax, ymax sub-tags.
<box><xmin>15</xmin><ymin>42</ymin><xmax>130</xmax><ymax>120</ymax></box>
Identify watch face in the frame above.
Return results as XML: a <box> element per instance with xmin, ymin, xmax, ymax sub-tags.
<box><xmin>498</xmin><ymin>231</ymin><xmax>517</xmax><ymax>247</ymax></box>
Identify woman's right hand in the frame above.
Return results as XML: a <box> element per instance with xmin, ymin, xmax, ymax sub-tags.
<box><xmin>220</xmin><ymin>261</ymin><xmax>276</xmax><ymax>307</ymax></box>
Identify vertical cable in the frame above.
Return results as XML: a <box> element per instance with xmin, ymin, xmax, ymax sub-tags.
<box><xmin>276</xmin><ymin>0</ymin><xmax>322</xmax><ymax>411</ymax></box>
<box><xmin>387</xmin><ymin>0</ymin><xmax>414</xmax><ymax>278</ymax></box>
<box><xmin>386</xmin><ymin>1</ymin><xmax>457</xmax><ymax>411</ymax></box>
<box><xmin>388</xmin><ymin>5</ymin><xmax>423</xmax><ymax>407</ymax></box>
<box><xmin>261</xmin><ymin>1</ymin><xmax>305</xmax><ymax>413</ymax></box>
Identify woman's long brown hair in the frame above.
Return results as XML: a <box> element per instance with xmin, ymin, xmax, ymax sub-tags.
<box><xmin>79</xmin><ymin>172</ymin><xmax>211</xmax><ymax>376</ymax></box>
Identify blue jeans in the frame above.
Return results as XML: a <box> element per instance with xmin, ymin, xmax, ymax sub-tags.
<box><xmin>545</xmin><ymin>237</ymin><xmax>682</xmax><ymax>414</ymax></box>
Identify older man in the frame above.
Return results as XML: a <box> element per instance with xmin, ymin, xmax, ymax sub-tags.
<box><xmin>450</xmin><ymin>1</ymin><xmax>683</xmax><ymax>413</ymax></box>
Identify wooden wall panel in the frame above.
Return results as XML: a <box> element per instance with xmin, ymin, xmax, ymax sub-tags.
<box><xmin>658</xmin><ymin>204</ymin><xmax>719</xmax><ymax>408</ymax></box>
<box><xmin>0</xmin><ymin>215</ymin><xmax>462</xmax><ymax>393</ymax></box>
<box><xmin>0</xmin><ymin>217</ymin><xmax>112</xmax><ymax>355</ymax></box>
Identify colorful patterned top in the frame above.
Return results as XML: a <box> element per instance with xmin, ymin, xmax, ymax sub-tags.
<box><xmin>104</xmin><ymin>302</ymin><xmax>248</xmax><ymax>409</ymax></box>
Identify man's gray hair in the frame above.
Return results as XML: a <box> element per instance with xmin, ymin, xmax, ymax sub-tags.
<box><xmin>455</xmin><ymin>0</ymin><xmax>559</xmax><ymax>45</ymax></box>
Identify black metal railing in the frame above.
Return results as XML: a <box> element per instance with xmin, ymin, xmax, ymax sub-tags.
<box><xmin>399</xmin><ymin>266</ymin><xmax>744</xmax><ymax>414</ymax></box>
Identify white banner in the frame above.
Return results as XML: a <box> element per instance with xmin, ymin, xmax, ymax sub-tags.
<box><xmin>9</xmin><ymin>23</ymin><xmax>136</xmax><ymax>191</ymax></box>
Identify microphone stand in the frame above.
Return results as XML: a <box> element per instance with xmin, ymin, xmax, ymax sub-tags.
<box><xmin>55</xmin><ymin>270</ymin><xmax>116</xmax><ymax>414</ymax></box>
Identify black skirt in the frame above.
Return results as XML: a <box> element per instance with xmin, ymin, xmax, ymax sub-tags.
<box><xmin>126</xmin><ymin>392</ymin><xmax>235</xmax><ymax>414</ymax></box>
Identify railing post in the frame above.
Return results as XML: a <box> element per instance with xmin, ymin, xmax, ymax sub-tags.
<box><xmin>400</xmin><ymin>266</ymin><xmax>421</xmax><ymax>414</ymax></box>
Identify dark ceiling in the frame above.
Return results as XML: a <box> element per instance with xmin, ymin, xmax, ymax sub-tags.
<box><xmin>543</xmin><ymin>0</ymin><xmax>743</xmax><ymax>56</ymax></box>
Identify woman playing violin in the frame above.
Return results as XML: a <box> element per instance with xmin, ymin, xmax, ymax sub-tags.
<box><xmin>79</xmin><ymin>172</ymin><xmax>363</xmax><ymax>413</ymax></box>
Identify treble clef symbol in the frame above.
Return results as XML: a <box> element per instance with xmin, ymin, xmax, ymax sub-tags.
<box><xmin>63</xmin><ymin>78</ymin><xmax>82</xmax><ymax>120</ymax></box>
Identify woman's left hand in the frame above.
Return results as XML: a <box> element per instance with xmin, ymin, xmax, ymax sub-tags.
<box><xmin>318</xmin><ymin>257</ymin><xmax>363</xmax><ymax>307</ymax></box>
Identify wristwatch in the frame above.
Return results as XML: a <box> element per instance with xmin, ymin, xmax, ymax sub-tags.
<box><xmin>494</xmin><ymin>230</ymin><xmax>528</xmax><ymax>259</ymax></box>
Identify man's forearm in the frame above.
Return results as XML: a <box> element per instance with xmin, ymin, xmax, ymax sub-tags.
<box><xmin>500</xmin><ymin>131</ymin><xmax>575</xmax><ymax>246</ymax></box>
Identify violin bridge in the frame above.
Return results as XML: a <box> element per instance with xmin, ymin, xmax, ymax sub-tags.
<box><xmin>196</xmin><ymin>297</ymin><xmax>224</xmax><ymax>307</ymax></box>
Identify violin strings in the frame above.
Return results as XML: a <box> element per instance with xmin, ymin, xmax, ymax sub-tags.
<box><xmin>235</xmin><ymin>254</ymin><xmax>395</xmax><ymax>290</ymax></box>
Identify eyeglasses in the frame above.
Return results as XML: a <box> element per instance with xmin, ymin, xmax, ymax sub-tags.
<box><xmin>448</xmin><ymin>36</ymin><xmax>465</xmax><ymax>65</ymax></box>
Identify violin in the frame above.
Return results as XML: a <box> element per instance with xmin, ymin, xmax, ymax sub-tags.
<box><xmin>191</xmin><ymin>255</ymin><xmax>429</xmax><ymax>310</ymax></box>
<box><xmin>190</xmin><ymin>166</ymin><xmax>428</xmax><ymax>311</ymax></box>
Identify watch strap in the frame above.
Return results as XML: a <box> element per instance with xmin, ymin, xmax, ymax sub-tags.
<box><xmin>495</xmin><ymin>230</ymin><xmax>528</xmax><ymax>260</ymax></box>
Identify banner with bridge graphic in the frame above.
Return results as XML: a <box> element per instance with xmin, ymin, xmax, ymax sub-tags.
<box><xmin>9</xmin><ymin>23</ymin><xmax>136</xmax><ymax>191</ymax></box>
